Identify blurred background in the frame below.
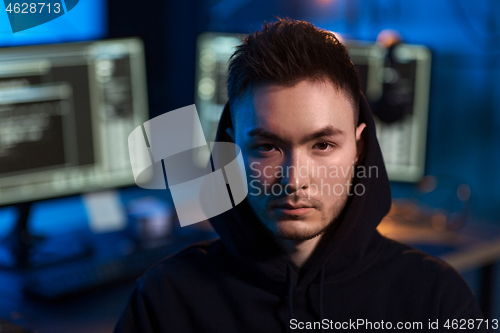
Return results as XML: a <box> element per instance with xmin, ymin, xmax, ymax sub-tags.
<box><xmin>0</xmin><ymin>0</ymin><xmax>499</xmax><ymax>332</ymax></box>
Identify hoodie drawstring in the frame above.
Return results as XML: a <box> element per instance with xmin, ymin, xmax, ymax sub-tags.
<box><xmin>286</xmin><ymin>262</ymin><xmax>295</xmax><ymax>333</ymax></box>
<box><xmin>319</xmin><ymin>264</ymin><xmax>325</xmax><ymax>333</ymax></box>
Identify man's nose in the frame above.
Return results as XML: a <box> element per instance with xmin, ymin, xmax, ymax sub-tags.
<box><xmin>279</xmin><ymin>152</ymin><xmax>311</xmax><ymax>193</ymax></box>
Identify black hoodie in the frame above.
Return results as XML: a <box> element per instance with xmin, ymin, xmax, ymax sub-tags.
<box><xmin>114</xmin><ymin>95</ymin><xmax>489</xmax><ymax>333</ymax></box>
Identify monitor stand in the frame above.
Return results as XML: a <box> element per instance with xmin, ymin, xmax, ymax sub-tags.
<box><xmin>0</xmin><ymin>201</ymin><xmax>36</xmax><ymax>270</ymax></box>
<box><xmin>0</xmin><ymin>200</ymin><xmax>94</xmax><ymax>270</ymax></box>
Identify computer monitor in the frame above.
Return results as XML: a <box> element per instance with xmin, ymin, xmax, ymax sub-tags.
<box><xmin>347</xmin><ymin>41</ymin><xmax>431</xmax><ymax>182</ymax></box>
<box><xmin>0</xmin><ymin>38</ymin><xmax>149</xmax><ymax>207</ymax></box>
<box><xmin>0</xmin><ymin>38</ymin><xmax>149</xmax><ymax>268</ymax></box>
<box><xmin>194</xmin><ymin>32</ymin><xmax>431</xmax><ymax>182</ymax></box>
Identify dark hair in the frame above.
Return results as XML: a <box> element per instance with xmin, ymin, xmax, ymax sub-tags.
<box><xmin>227</xmin><ymin>18</ymin><xmax>361</xmax><ymax>125</ymax></box>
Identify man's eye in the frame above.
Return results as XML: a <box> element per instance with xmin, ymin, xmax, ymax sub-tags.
<box><xmin>256</xmin><ymin>144</ymin><xmax>277</xmax><ymax>152</ymax></box>
<box><xmin>313</xmin><ymin>142</ymin><xmax>333</xmax><ymax>151</ymax></box>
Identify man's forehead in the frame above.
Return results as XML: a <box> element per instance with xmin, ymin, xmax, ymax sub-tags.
<box><xmin>230</xmin><ymin>80</ymin><xmax>356</xmax><ymax>134</ymax></box>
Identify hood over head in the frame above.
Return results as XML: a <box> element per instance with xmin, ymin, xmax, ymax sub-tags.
<box><xmin>209</xmin><ymin>92</ymin><xmax>392</xmax><ymax>288</ymax></box>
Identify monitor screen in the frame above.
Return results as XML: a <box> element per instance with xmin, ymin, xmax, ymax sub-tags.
<box><xmin>348</xmin><ymin>42</ymin><xmax>431</xmax><ymax>182</ymax></box>
<box><xmin>0</xmin><ymin>38</ymin><xmax>149</xmax><ymax>206</ymax></box>
<box><xmin>194</xmin><ymin>33</ymin><xmax>431</xmax><ymax>182</ymax></box>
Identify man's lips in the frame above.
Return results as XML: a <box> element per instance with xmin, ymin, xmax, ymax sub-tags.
<box><xmin>276</xmin><ymin>203</ymin><xmax>313</xmax><ymax>209</ymax></box>
<box><xmin>274</xmin><ymin>203</ymin><xmax>315</xmax><ymax>216</ymax></box>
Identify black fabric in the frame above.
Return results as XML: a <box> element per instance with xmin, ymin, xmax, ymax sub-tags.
<box><xmin>114</xmin><ymin>95</ymin><xmax>489</xmax><ymax>333</ymax></box>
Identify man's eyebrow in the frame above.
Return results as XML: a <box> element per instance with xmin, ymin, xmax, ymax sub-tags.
<box><xmin>246</xmin><ymin>126</ymin><xmax>345</xmax><ymax>144</ymax></box>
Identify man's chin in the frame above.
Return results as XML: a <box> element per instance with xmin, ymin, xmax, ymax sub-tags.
<box><xmin>271</xmin><ymin>220</ymin><xmax>327</xmax><ymax>241</ymax></box>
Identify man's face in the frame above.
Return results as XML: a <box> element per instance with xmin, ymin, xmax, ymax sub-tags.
<box><xmin>228</xmin><ymin>79</ymin><xmax>365</xmax><ymax>241</ymax></box>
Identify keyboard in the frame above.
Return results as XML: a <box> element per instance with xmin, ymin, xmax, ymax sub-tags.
<box><xmin>24</xmin><ymin>231</ymin><xmax>217</xmax><ymax>299</ymax></box>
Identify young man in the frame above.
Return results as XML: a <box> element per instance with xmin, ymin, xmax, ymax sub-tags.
<box><xmin>115</xmin><ymin>19</ymin><xmax>488</xmax><ymax>332</ymax></box>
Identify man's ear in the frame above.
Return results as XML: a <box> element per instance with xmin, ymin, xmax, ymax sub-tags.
<box><xmin>355</xmin><ymin>123</ymin><xmax>366</xmax><ymax>165</ymax></box>
<box><xmin>225</xmin><ymin>127</ymin><xmax>235</xmax><ymax>142</ymax></box>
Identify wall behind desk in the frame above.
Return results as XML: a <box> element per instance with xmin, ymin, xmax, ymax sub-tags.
<box><xmin>124</xmin><ymin>0</ymin><xmax>499</xmax><ymax>221</ymax></box>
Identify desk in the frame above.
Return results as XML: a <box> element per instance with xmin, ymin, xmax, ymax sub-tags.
<box><xmin>378</xmin><ymin>216</ymin><xmax>500</xmax><ymax>318</ymax></box>
<box><xmin>0</xmin><ymin>276</ymin><xmax>135</xmax><ymax>333</ymax></box>
<box><xmin>0</xmin><ymin>223</ymin><xmax>217</xmax><ymax>333</ymax></box>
